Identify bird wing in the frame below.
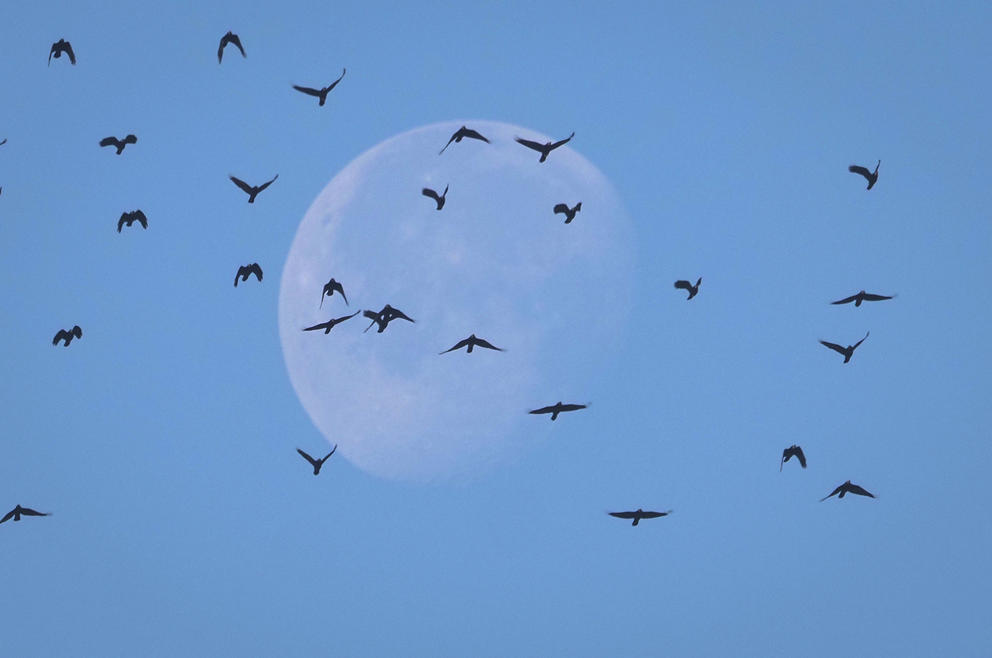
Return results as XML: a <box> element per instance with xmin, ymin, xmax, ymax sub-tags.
<box><xmin>862</xmin><ymin>293</ymin><xmax>893</xmax><ymax>302</ymax></box>
<box><xmin>100</xmin><ymin>137</ymin><xmax>118</xmax><ymax>148</ymax></box>
<box><xmin>135</xmin><ymin>210</ymin><xmax>148</xmax><ymax>228</ymax></box>
<box><xmin>422</xmin><ymin>188</ymin><xmax>440</xmax><ymax>202</ymax></box>
<box><xmin>217</xmin><ymin>36</ymin><xmax>226</xmax><ymax>62</ymax></box>
<box><xmin>293</xmin><ymin>85</ymin><xmax>322</xmax><ymax>97</ymax></box>
<box><xmin>553</xmin><ymin>203</ymin><xmax>569</xmax><ymax>215</ymax></box>
<box><xmin>65</xmin><ymin>41</ymin><xmax>76</xmax><ymax>64</ymax></box>
<box><xmin>548</xmin><ymin>132</ymin><xmax>575</xmax><ymax>150</ymax></box>
<box><xmin>0</xmin><ymin>138</ymin><xmax>6</xmax><ymax>146</ymax></box>
<box><xmin>52</xmin><ymin>330</ymin><xmax>69</xmax><ymax>345</ymax></box>
<box><xmin>72</xmin><ymin>326</ymin><xmax>82</xmax><ymax>338</ymax></box>
<box><xmin>18</xmin><ymin>507</ymin><xmax>48</xmax><ymax>517</ymax></box>
<box><xmin>362</xmin><ymin>310</ymin><xmax>380</xmax><ymax>332</ymax></box>
<box><xmin>250</xmin><ymin>263</ymin><xmax>263</xmax><ymax>281</ymax></box>
<box><xmin>461</xmin><ymin>128</ymin><xmax>490</xmax><ymax>143</ymax></box>
<box><xmin>229</xmin><ymin>33</ymin><xmax>246</xmax><ymax>57</ymax></box>
<box><xmin>332</xmin><ymin>310</ymin><xmax>361</xmax><ymax>325</ymax></box>
<box><xmin>440</xmin><ymin>338</ymin><xmax>471</xmax><ymax>354</ymax></box>
<box><xmin>608</xmin><ymin>511</ymin><xmax>637</xmax><ymax>519</ymax></box>
<box><xmin>256</xmin><ymin>174</ymin><xmax>279</xmax><ymax>193</ymax></box>
<box><xmin>514</xmin><ymin>136</ymin><xmax>544</xmax><ymax>152</ymax></box>
<box><xmin>474</xmin><ymin>338</ymin><xmax>503</xmax><ymax>351</ymax></box>
<box><xmin>117</xmin><ymin>214</ymin><xmax>126</xmax><ymax>232</ymax></box>
<box><xmin>302</xmin><ymin>322</ymin><xmax>329</xmax><ymax>332</ymax></box>
<box><xmin>638</xmin><ymin>511</ymin><xmax>668</xmax><ymax>519</ymax></box>
<box><xmin>326</xmin><ymin>68</ymin><xmax>346</xmax><ymax>91</ymax></box>
<box><xmin>820</xmin><ymin>485</ymin><xmax>844</xmax><ymax>501</ymax></box>
<box><xmin>296</xmin><ymin>448</ymin><xmax>318</xmax><ymax>466</ymax></box>
<box><xmin>336</xmin><ymin>285</ymin><xmax>348</xmax><ymax>306</ymax></box>
<box><xmin>852</xmin><ymin>331</ymin><xmax>870</xmax><ymax>350</ymax></box>
<box><xmin>831</xmin><ymin>293</ymin><xmax>859</xmax><ymax>305</ymax></box>
<box><xmin>848</xmin><ymin>165</ymin><xmax>872</xmax><ymax>180</ymax></box>
<box><xmin>388</xmin><ymin>308</ymin><xmax>414</xmax><ymax>323</ymax></box>
<box><xmin>846</xmin><ymin>483</ymin><xmax>875</xmax><ymax>498</ymax></box>
<box><xmin>438</xmin><ymin>135</ymin><xmax>457</xmax><ymax>154</ymax></box>
<box><xmin>558</xmin><ymin>404</ymin><xmax>587</xmax><ymax>412</ymax></box>
<box><xmin>322</xmin><ymin>445</ymin><xmax>338</xmax><ymax>461</ymax></box>
<box><xmin>780</xmin><ymin>450</ymin><xmax>786</xmax><ymax>471</ymax></box>
<box><xmin>0</xmin><ymin>508</ymin><xmax>16</xmax><ymax>523</ymax></box>
<box><xmin>48</xmin><ymin>44</ymin><xmax>55</xmax><ymax>65</ymax></box>
<box><xmin>529</xmin><ymin>405</ymin><xmax>555</xmax><ymax>415</ymax></box>
<box><xmin>124</xmin><ymin>134</ymin><xmax>137</xmax><ymax>144</ymax></box>
<box><xmin>229</xmin><ymin>175</ymin><xmax>253</xmax><ymax>194</ymax></box>
<box><xmin>795</xmin><ymin>446</ymin><xmax>807</xmax><ymax>468</ymax></box>
<box><xmin>819</xmin><ymin>340</ymin><xmax>847</xmax><ymax>355</ymax></box>
<box><xmin>673</xmin><ymin>280</ymin><xmax>693</xmax><ymax>290</ymax></box>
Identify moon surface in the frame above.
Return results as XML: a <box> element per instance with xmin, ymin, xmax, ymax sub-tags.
<box><xmin>279</xmin><ymin>120</ymin><xmax>634</xmax><ymax>481</ymax></box>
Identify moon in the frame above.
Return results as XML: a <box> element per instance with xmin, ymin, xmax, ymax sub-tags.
<box><xmin>279</xmin><ymin>120</ymin><xmax>634</xmax><ymax>482</ymax></box>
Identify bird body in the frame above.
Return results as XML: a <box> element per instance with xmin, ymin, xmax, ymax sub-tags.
<box><xmin>100</xmin><ymin>134</ymin><xmax>137</xmax><ymax>154</ymax></box>
<box><xmin>117</xmin><ymin>210</ymin><xmax>148</xmax><ymax>232</ymax></box>
<box><xmin>820</xmin><ymin>480</ymin><xmax>875</xmax><ymax>501</ymax></box>
<box><xmin>363</xmin><ymin>304</ymin><xmax>414</xmax><ymax>333</ymax></box>
<box><xmin>831</xmin><ymin>290</ymin><xmax>894</xmax><ymax>307</ymax></box>
<box><xmin>319</xmin><ymin>278</ymin><xmax>348</xmax><ymax>308</ymax></box>
<box><xmin>674</xmin><ymin>277</ymin><xmax>702</xmax><ymax>300</ymax></box>
<box><xmin>234</xmin><ymin>263</ymin><xmax>263</xmax><ymax>287</ymax></box>
<box><xmin>608</xmin><ymin>509</ymin><xmax>671</xmax><ymax>526</ymax></box>
<box><xmin>230</xmin><ymin>174</ymin><xmax>278</xmax><ymax>203</ymax></box>
<box><xmin>49</xmin><ymin>39</ymin><xmax>76</xmax><ymax>66</ymax></box>
<box><xmin>0</xmin><ymin>505</ymin><xmax>50</xmax><ymax>524</ymax></box>
<box><xmin>297</xmin><ymin>446</ymin><xmax>337</xmax><ymax>475</ymax></box>
<box><xmin>528</xmin><ymin>401</ymin><xmax>587</xmax><ymax>421</ymax></box>
<box><xmin>440</xmin><ymin>334</ymin><xmax>503</xmax><ymax>354</ymax></box>
<box><xmin>514</xmin><ymin>132</ymin><xmax>575</xmax><ymax>162</ymax></box>
<box><xmin>303</xmin><ymin>311</ymin><xmax>360</xmax><ymax>334</ymax></box>
<box><xmin>217</xmin><ymin>31</ymin><xmax>245</xmax><ymax>62</ymax></box>
<box><xmin>439</xmin><ymin>126</ymin><xmax>491</xmax><ymax>154</ymax></box>
<box><xmin>780</xmin><ymin>445</ymin><xmax>807</xmax><ymax>471</ymax></box>
<box><xmin>848</xmin><ymin>160</ymin><xmax>880</xmax><ymax>190</ymax></box>
<box><xmin>292</xmin><ymin>68</ymin><xmax>346</xmax><ymax>106</ymax></box>
<box><xmin>819</xmin><ymin>331</ymin><xmax>869</xmax><ymax>363</ymax></box>
<box><xmin>52</xmin><ymin>325</ymin><xmax>82</xmax><ymax>346</ymax></box>
<box><xmin>422</xmin><ymin>185</ymin><xmax>448</xmax><ymax>210</ymax></box>
<box><xmin>553</xmin><ymin>202</ymin><xmax>582</xmax><ymax>224</ymax></box>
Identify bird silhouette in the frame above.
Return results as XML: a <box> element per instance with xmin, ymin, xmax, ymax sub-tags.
<box><xmin>674</xmin><ymin>277</ymin><xmax>702</xmax><ymax>300</ymax></box>
<box><xmin>0</xmin><ymin>505</ymin><xmax>50</xmax><ymax>524</ymax></box>
<box><xmin>528</xmin><ymin>402</ymin><xmax>586</xmax><ymax>420</ymax></box>
<box><xmin>319</xmin><ymin>278</ymin><xmax>348</xmax><ymax>308</ymax></box>
<box><xmin>363</xmin><ymin>305</ymin><xmax>415</xmax><ymax>333</ymax></box>
<box><xmin>819</xmin><ymin>331</ymin><xmax>869</xmax><ymax>363</ymax></box>
<box><xmin>292</xmin><ymin>68</ymin><xmax>346</xmax><ymax>106</ymax></box>
<box><xmin>230</xmin><ymin>174</ymin><xmax>278</xmax><ymax>203</ymax></box>
<box><xmin>780</xmin><ymin>445</ymin><xmax>807</xmax><ymax>471</ymax></box>
<box><xmin>99</xmin><ymin>134</ymin><xmax>137</xmax><ymax>154</ymax></box>
<box><xmin>1</xmin><ymin>138</ymin><xmax>7</xmax><ymax>146</ymax></box>
<box><xmin>297</xmin><ymin>446</ymin><xmax>337</xmax><ymax>475</ymax></box>
<box><xmin>820</xmin><ymin>480</ymin><xmax>875</xmax><ymax>501</ymax></box>
<box><xmin>553</xmin><ymin>202</ymin><xmax>582</xmax><ymax>224</ymax></box>
<box><xmin>422</xmin><ymin>185</ymin><xmax>448</xmax><ymax>210</ymax></box>
<box><xmin>848</xmin><ymin>160</ymin><xmax>880</xmax><ymax>190</ymax></box>
<box><xmin>52</xmin><ymin>326</ymin><xmax>82</xmax><ymax>347</ymax></box>
<box><xmin>608</xmin><ymin>509</ymin><xmax>671</xmax><ymax>526</ymax></box>
<box><xmin>514</xmin><ymin>131</ymin><xmax>574</xmax><ymax>163</ymax></box>
<box><xmin>831</xmin><ymin>290</ymin><xmax>894</xmax><ymax>307</ymax></box>
<box><xmin>439</xmin><ymin>126</ymin><xmax>491</xmax><ymax>154</ymax></box>
<box><xmin>439</xmin><ymin>334</ymin><xmax>503</xmax><ymax>354</ymax></box>
<box><xmin>117</xmin><ymin>210</ymin><xmax>148</xmax><ymax>232</ymax></box>
<box><xmin>234</xmin><ymin>263</ymin><xmax>263</xmax><ymax>287</ymax></box>
<box><xmin>217</xmin><ymin>31</ymin><xmax>245</xmax><ymax>63</ymax></box>
<box><xmin>48</xmin><ymin>39</ymin><xmax>76</xmax><ymax>66</ymax></box>
<box><xmin>303</xmin><ymin>310</ymin><xmax>360</xmax><ymax>334</ymax></box>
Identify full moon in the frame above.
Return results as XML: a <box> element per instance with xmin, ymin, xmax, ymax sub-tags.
<box><xmin>279</xmin><ymin>120</ymin><xmax>634</xmax><ymax>481</ymax></box>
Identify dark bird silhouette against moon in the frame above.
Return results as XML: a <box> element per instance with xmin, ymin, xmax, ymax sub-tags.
<box><xmin>553</xmin><ymin>202</ymin><xmax>582</xmax><ymax>224</ymax></box>
<box><xmin>422</xmin><ymin>184</ymin><xmax>448</xmax><ymax>210</ymax></box>
<box><xmin>52</xmin><ymin>326</ymin><xmax>82</xmax><ymax>347</ymax></box>
<box><xmin>100</xmin><ymin>134</ymin><xmax>137</xmax><ymax>154</ymax></box>
<box><xmin>292</xmin><ymin>68</ymin><xmax>346</xmax><ymax>106</ymax></box>
<box><xmin>819</xmin><ymin>331</ymin><xmax>869</xmax><ymax>363</ymax></box>
<box><xmin>439</xmin><ymin>334</ymin><xmax>503</xmax><ymax>354</ymax></box>
<box><xmin>117</xmin><ymin>210</ymin><xmax>148</xmax><ymax>232</ymax></box>
<box><xmin>608</xmin><ymin>509</ymin><xmax>671</xmax><ymax>526</ymax></box>
<box><xmin>230</xmin><ymin>174</ymin><xmax>278</xmax><ymax>203</ymax></box>
<box><xmin>820</xmin><ymin>480</ymin><xmax>875</xmax><ymax>501</ymax></box>
<box><xmin>217</xmin><ymin>31</ymin><xmax>246</xmax><ymax>63</ymax></box>
<box><xmin>780</xmin><ymin>445</ymin><xmax>807</xmax><ymax>471</ymax></box>
<box><xmin>831</xmin><ymin>290</ymin><xmax>894</xmax><ymax>307</ymax></box>
<box><xmin>0</xmin><ymin>505</ymin><xmax>50</xmax><ymax>524</ymax></box>
<box><xmin>319</xmin><ymin>278</ymin><xmax>348</xmax><ymax>308</ymax></box>
<box><xmin>297</xmin><ymin>446</ymin><xmax>337</xmax><ymax>475</ymax></box>
<box><xmin>848</xmin><ymin>160</ymin><xmax>880</xmax><ymax>190</ymax></box>
<box><xmin>674</xmin><ymin>277</ymin><xmax>702</xmax><ymax>300</ymax></box>
<box><xmin>234</xmin><ymin>263</ymin><xmax>263</xmax><ymax>287</ymax></box>
<box><xmin>438</xmin><ymin>126</ymin><xmax>491</xmax><ymax>154</ymax></box>
<box><xmin>303</xmin><ymin>310</ymin><xmax>360</xmax><ymax>334</ymax></box>
<box><xmin>48</xmin><ymin>39</ymin><xmax>76</xmax><ymax>66</ymax></box>
<box><xmin>514</xmin><ymin>131</ymin><xmax>575</xmax><ymax>163</ymax></box>
<box><xmin>528</xmin><ymin>402</ymin><xmax>587</xmax><ymax>420</ymax></box>
<box><xmin>363</xmin><ymin>304</ymin><xmax>415</xmax><ymax>333</ymax></box>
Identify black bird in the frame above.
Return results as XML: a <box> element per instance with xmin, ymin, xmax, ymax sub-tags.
<box><xmin>440</xmin><ymin>334</ymin><xmax>503</xmax><ymax>354</ymax></box>
<box><xmin>674</xmin><ymin>277</ymin><xmax>702</xmax><ymax>300</ymax></box>
<box><xmin>52</xmin><ymin>326</ymin><xmax>82</xmax><ymax>347</ymax></box>
<box><xmin>319</xmin><ymin>278</ymin><xmax>348</xmax><ymax>308</ymax></box>
<box><xmin>608</xmin><ymin>509</ymin><xmax>671</xmax><ymax>526</ymax></box>
<box><xmin>780</xmin><ymin>445</ymin><xmax>807</xmax><ymax>471</ymax></box>
<box><xmin>820</xmin><ymin>480</ymin><xmax>875</xmax><ymax>502</ymax></box>
<box><xmin>48</xmin><ymin>39</ymin><xmax>76</xmax><ymax>66</ymax></box>
<box><xmin>230</xmin><ymin>174</ymin><xmax>278</xmax><ymax>203</ymax></box>
<box><xmin>363</xmin><ymin>304</ymin><xmax>415</xmax><ymax>333</ymax></box>
<box><xmin>293</xmin><ymin>68</ymin><xmax>346</xmax><ymax>106</ymax></box>
<box><xmin>528</xmin><ymin>402</ymin><xmax>586</xmax><ymax>421</ymax></box>
<box><xmin>0</xmin><ymin>505</ymin><xmax>50</xmax><ymax>524</ymax></box>
<box><xmin>100</xmin><ymin>134</ymin><xmax>137</xmax><ymax>154</ymax></box>
<box><xmin>422</xmin><ymin>184</ymin><xmax>448</xmax><ymax>210</ymax></box>
<box><xmin>831</xmin><ymin>290</ymin><xmax>894</xmax><ymax>307</ymax></box>
<box><xmin>439</xmin><ymin>126</ymin><xmax>491</xmax><ymax>154</ymax></box>
<box><xmin>117</xmin><ymin>210</ymin><xmax>148</xmax><ymax>232</ymax></box>
<box><xmin>553</xmin><ymin>202</ymin><xmax>582</xmax><ymax>224</ymax></box>
<box><xmin>297</xmin><ymin>446</ymin><xmax>337</xmax><ymax>475</ymax></box>
<box><xmin>303</xmin><ymin>310</ymin><xmax>360</xmax><ymax>334</ymax></box>
<box><xmin>234</xmin><ymin>263</ymin><xmax>263</xmax><ymax>287</ymax></box>
<box><xmin>217</xmin><ymin>31</ymin><xmax>246</xmax><ymax>63</ymax></box>
<box><xmin>514</xmin><ymin>131</ymin><xmax>574</xmax><ymax>163</ymax></box>
<box><xmin>819</xmin><ymin>331</ymin><xmax>869</xmax><ymax>363</ymax></box>
<box><xmin>848</xmin><ymin>160</ymin><xmax>880</xmax><ymax>190</ymax></box>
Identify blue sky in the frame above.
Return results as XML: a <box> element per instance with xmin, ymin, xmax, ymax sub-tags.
<box><xmin>2</xmin><ymin>2</ymin><xmax>991</xmax><ymax>656</ymax></box>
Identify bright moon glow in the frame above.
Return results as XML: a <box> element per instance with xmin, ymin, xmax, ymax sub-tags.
<box><xmin>279</xmin><ymin>120</ymin><xmax>634</xmax><ymax>481</ymax></box>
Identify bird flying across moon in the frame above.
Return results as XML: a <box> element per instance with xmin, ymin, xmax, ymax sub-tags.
<box><xmin>438</xmin><ymin>126</ymin><xmax>491</xmax><ymax>154</ymax></box>
<box><xmin>674</xmin><ymin>277</ymin><xmax>702</xmax><ymax>300</ymax></box>
<box><xmin>780</xmin><ymin>445</ymin><xmax>807</xmax><ymax>471</ymax></box>
<box><xmin>608</xmin><ymin>509</ymin><xmax>671</xmax><ymax>526</ymax></box>
<box><xmin>514</xmin><ymin>131</ymin><xmax>575</xmax><ymax>163</ymax></box>
<box><xmin>819</xmin><ymin>331</ymin><xmax>869</xmax><ymax>363</ymax></box>
<box><xmin>0</xmin><ymin>505</ymin><xmax>50</xmax><ymax>524</ymax></box>
<box><xmin>362</xmin><ymin>304</ymin><xmax>415</xmax><ymax>333</ymax></box>
<box><xmin>528</xmin><ymin>401</ymin><xmax>586</xmax><ymax>420</ymax></box>
<box><xmin>319</xmin><ymin>278</ymin><xmax>348</xmax><ymax>308</ymax></box>
<box><xmin>117</xmin><ymin>210</ymin><xmax>148</xmax><ymax>232</ymax></box>
<box><xmin>297</xmin><ymin>446</ymin><xmax>337</xmax><ymax>475</ymax></box>
<box><xmin>217</xmin><ymin>31</ymin><xmax>246</xmax><ymax>63</ymax></box>
<box><xmin>553</xmin><ymin>202</ymin><xmax>582</xmax><ymax>224</ymax></box>
<box><xmin>820</xmin><ymin>480</ymin><xmax>875</xmax><ymax>501</ymax></box>
<box><xmin>230</xmin><ymin>174</ymin><xmax>278</xmax><ymax>203</ymax></box>
<box><xmin>100</xmin><ymin>134</ymin><xmax>137</xmax><ymax>155</ymax></box>
<box><xmin>422</xmin><ymin>184</ymin><xmax>448</xmax><ymax>210</ymax></box>
<box><xmin>303</xmin><ymin>310</ymin><xmax>360</xmax><ymax>334</ymax></box>
<box><xmin>439</xmin><ymin>334</ymin><xmax>503</xmax><ymax>354</ymax></box>
<box><xmin>848</xmin><ymin>160</ymin><xmax>880</xmax><ymax>190</ymax></box>
<box><xmin>52</xmin><ymin>325</ymin><xmax>82</xmax><ymax>347</ymax></box>
<box><xmin>234</xmin><ymin>263</ymin><xmax>263</xmax><ymax>287</ymax></box>
<box><xmin>48</xmin><ymin>39</ymin><xmax>76</xmax><ymax>66</ymax></box>
<box><xmin>292</xmin><ymin>68</ymin><xmax>346</xmax><ymax>106</ymax></box>
<box><xmin>831</xmin><ymin>290</ymin><xmax>894</xmax><ymax>307</ymax></box>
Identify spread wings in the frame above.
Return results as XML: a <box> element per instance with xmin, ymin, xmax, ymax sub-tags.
<box><xmin>256</xmin><ymin>174</ymin><xmax>279</xmax><ymax>192</ymax></box>
<box><xmin>553</xmin><ymin>203</ymin><xmax>570</xmax><ymax>215</ymax></box>
<box><xmin>862</xmin><ymin>293</ymin><xmax>893</xmax><ymax>302</ymax></box>
<box><xmin>292</xmin><ymin>85</ymin><xmax>322</xmax><ymax>97</ymax></box>
<box><xmin>852</xmin><ymin>331</ymin><xmax>870</xmax><ymax>350</ymax></box>
<box><xmin>218</xmin><ymin>33</ymin><xmax>245</xmax><ymax>62</ymax></box>
<box><xmin>100</xmin><ymin>137</ymin><xmax>120</xmax><ymax>148</ymax></box>
<box><xmin>549</xmin><ymin>132</ymin><xmax>575</xmax><ymax>150</ymax></box>
<box><xmin>458</xmin><ymin>128</ymin><xmax>489</xmax><ymax>143</ymax></box>
<box><xmin>673</xmin><ymin>280</ymin><xmax>695</xmax><ymax>291</ymax></box>
<box><xmin>846</xmin><ymin>483</ymin><xmax>875</xmax><ymax>498</ymax></box>
<box><xmin>820</xmin><ymin>485</ymin><xmax>845</xmax><ymax>501</ymax></box>
<box><xmin>229</xmin><ymin>175</ymin><xmax>253</xmax><ymax>194</ymax></box>
<box><xmin>326</xmin><ymin>68</ymin><xmax>346</xmax><ymax>91</ymax></box>
<box><xmin>440</xmin><ymin>338</ymin><xmax>471</xmax><ymax>354</ymax></box>
<box><xmin>608</xmin><ymin>511</ymin><xmax>638</xmax><ymax>519</ymax></box>
<box><xmin>473</xmin><ymin>338</ymin><xmax>503</xmax><ymax>351</ymax></box>
<box><xmin>17</xmin><ymin>507</ymin><xmax>49</xmax><ymax>517</ymax></box>
<box><xmin>848</xmin><ymin>165</ymin><xmax>872</xmax><ymax>180</ymax></box>
<box><xmin>831</xmin><ymin>293</ymin><xmax>860</xmax><ymax>305</ymax></box>
<box><xmin>322</xmin><ymin>445</ymin><xmax>338</xmax><ymax>461</ymax></box>
<box><xmin>819</xmin><ymin>340</ymin><xmax>847</xmax><ymax>355</ymax></box>
<box><xmin>63</xmin><ymin>41</ymin><xmax>76</xmax><ymax>64</ymax></box>
<box><xmin>296</xmin><ymin>448</ymin><xmax>319</xmax><ymax>466</ymax></box>
<box><xmin>422</xmin><ymin>187</ymin><xmax>442</xmax><ymax>202</ymax></box>
<box><xmin>514</xmin><ymin>136</ymin><xmax>545</xmax><ymax>152</ymax></box>
<box><xmin>52</xmin><ymin>330</ymin><xmax>71</xmax><ymax>345</ymax></box>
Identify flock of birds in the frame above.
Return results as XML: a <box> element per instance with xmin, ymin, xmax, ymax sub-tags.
<box><xmin>2</xmin><ymin>33</ymin><xmax>890</xmax><ymax>527</ymax></box>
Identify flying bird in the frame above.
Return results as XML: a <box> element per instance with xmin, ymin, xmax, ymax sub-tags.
<box><xmin>52</xmin><ymin>325</ymin><xmax>82</xmax><ymax>347</ymax></box>
<box><xmin>820</xmin><ymin>480</ymin><xmax>875</xmax><ymax>502</ymax></box>
<box><xmin>528</xmin><ymin>402</ymin><xmax>586</xmax><ymax>421</ymax></box>
<box><xmin>422</xmin><ymin>184</ymin><xmax>448</xmax><ymax>210</ymax></box>
<box><xmin>297</xmin><ymin>446</ymin><xmax>337</xmax><ymax>475</ymax></box>
<box><xmin>553</xmin><ymin>202</ymin><xmax>582</xmax><ymax>224</ymax></box>
<box><xmin>780</xmin><ymin>445</ymin><xmax>807</xmax><ymax>471</ymax></box>
<box><xmin>234</xmin><ymin>263</ymin><xmax>263</xmax><ymax>287</ymax></box>
<box><xmin>438</xmin><ymin>126</ymin><xmax>491</xmax><ymax>154</ymax></box>
<box><xmin>439</xmin><ymin>334</ymin><xmax>503</xmax><ymax>354</ymax></box>
<box><xmin>608</xmin><ymin>509</ymin><xmax>671</xmax><ymax>526</ymax></box>
<box><xmin>217</xmin><ymin>31</ymin><xmax>245</xmax><ymax>63</ymax></box>
<box><xmin>848</xmin><ymin>160</ymin><xmax>880</xmax><ymax>190</ymax></box>
<box><xmin>831</xmin><ymin>290</ymin><xmax>894</xmax><ymax>307</ymax></box>
<box><xmin>48</xmin><ymin>39</ymin><xmax>76</xmax><ymax>66</ymax></box>
<box><xmin>303</xmin><ymin>311</ymin><xmax>360</xmax><ymax>334</ymax></box>
<box><xmin>230</xmin><ymin>174</ymin><xmax>278</xmax><ymax>203</ymax></box>
<box><xmin>292</xmin><ymin>68</ymin><xmax>346</xmax><ymax>106</ymax></box>
<box><xmin>514</xmin><ymin>131</ymin><xmax>574</xmax><ymax>163</ymax></box>
<box><xmin>0</xmin><ymin>505</ymin><xmax>50</xmax><ymax>524</ymax></box>
<box><xmin>117</xmin><ymin>210</ymin><xmax>148</xmax><ymax>232</ymax></box>
<box><xmin>99</xmin><ymin>134</ymin><xmax>137</xmax><ymax>154</ymax></box>
<box><xmin>363</xmin><ymin>304</ymin><xmax>415</xmax><ymax>333</ymax></box>
<box><xmin>674</xmin><ymin>277</ymin><xmax>702</xmax><ymax>300</ymax></box>
<box><xmin>319</xmin><ymin>278</ymin><xmax>348</xmax><ymax>308</ymax></box>
<box><xmin>819</xmin><ymin>331</ymin><xmax>869</xmax><ymax>363</ymax></box>
<box><xmin>0</xmin><ymin>138</ymin><xmax>7</xmax><ymax>146</ymax></box>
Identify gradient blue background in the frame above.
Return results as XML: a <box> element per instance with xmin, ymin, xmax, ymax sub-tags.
<box><xmin>2</xmin><ymin>2</ymin><xmax>990</xmax><ymax>656</ymax></box>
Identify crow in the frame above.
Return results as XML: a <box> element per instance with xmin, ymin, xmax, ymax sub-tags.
<box><xmin>217</xmin><ymin>31</ymin><xmax>245</xmax><ymax>63</ymax></box>
<box><xmin>831</xmin><ymin>290</ymin><xmax>894</xmax><ymax>307</ymax></box>
<box><xmin>52</xmin><ymin>326</ymin><xmax>82</xmax><ymax>347</ymax></box>
<box><xmin>0</xmin><ymin>505</ymin><xmax>50</xmax><ymax>524</ymax></box>
<box><xmin>303</xmin><ymin>311</ymin><xmax>360</xmax><ymax>334</ymax></box>
<box><xmin>319</xmin><ymin>278</ymin><xmax>348</xmax><ymax>308</ymax></box>
<box><xmin>514</xmin><ymin>131</ymin><xmax>574</xmax><ymax>163</ymax></box>
<box><xmin>422</xmin><ymin>185</ymin><xmax>448</xmax><ymax>210</ymax></box>
<box><xmin>439</xmin><ymin>126</ymin><xmax>491</xmax><ymax>154</ymax></box>
<box><xmin>674</xmin><ymin>277</ymin><xmax>702</xmax><ymax>300</ymax></box>
<box><xmin>780</xmin><ymin>445</ymin><xmax>807</xmax><ymax>471</ymax></box>
<box><xmin>608</xmin><ymin>509</ymin><xmax>671</xmax><ymax>526</ymax></box>
<box><xmin>230</xmin><ymin>174</ymin><xmax>278</xmax><ymax>203</ymax></box>
<box><xmin>292</xmin><ymin>68</ymin><xmax>346</xmax><ymax>106</ymax></box>
<box><xmin>819</xmin><ymin>331</ymin><xmax>869</xmax><ymax>363</ymax></box>
<box><xmin>439</xmin><ymin>334</ymin><xmax>503</xmax><ymax>354</ymax></box>
<box><xmin>553</xmin><ymin>202</ymin><xmax>582</xmax><ymax>224</ymax></box>
<box><xmin>820</xmin><ymin>480</ymin><xmax>875</xmax><ymax>502</ymax></box>
<box><xmin>49</xmin><ymin>39</ymin><xmax>76</xmax><ymax>66</ymax></box>
<box><xmin>234</xmin><ymin>263</ymin><xmax>263</xmax><ymax>287</ymax></box>
<box><xmin>297</xmin><ymin>446</ymin><xmax>337</xmax><ymax>475</ymax></box>
<box><xmin>117</xmin><ymin>210</ymin><xmax>148</xmax><ymax>232</ymax></box>
<box><xmin>528</xmin><ymin>402</ymin><xmax>586</xmax><ymax>421</ymax></box>
<box><xmin>100</xmin><ymin>134</ymin><xmax>137</xmax><ymax>155</ymax></box>
<box><xmin>848</xmin><ymin>160</ymin><xmax>880</xmax><ymax>190</ymax></box>
<box><xmin>362</xmin><ymin>304</ymin><xmax>414</xmax><ymax>333</ymax></box>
